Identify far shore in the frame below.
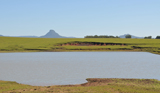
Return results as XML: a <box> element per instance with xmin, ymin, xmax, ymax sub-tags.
<box><xmin>0</xmin><ymin>49</ymin><xmax>159</xmax><ymax>56</ymax></box>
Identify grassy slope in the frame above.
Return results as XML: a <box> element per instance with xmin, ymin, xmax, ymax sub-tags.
<box><xmin>1</xmin><ymin>78</ymin><xmax>160</xmax><ymax>93</ymax></box>
<box><xmin>0</xmin><ymin>37</ymin><xmax>160</xmax><ymax>54</ymax></box>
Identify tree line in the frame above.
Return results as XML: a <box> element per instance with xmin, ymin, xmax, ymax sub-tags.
<box><xmin>144</xmin><ymin>36</ymin><xmax>160</xmax><ymax>39</ymax></box>
<box><xmin>84</xmin><ymin>35</ymin><xmax>119</xmax><ymax>38</ymax></box>
<box><xmin>85</xmin><ymin>35</ymin><xmax>160</xmax><ymax>39</ymax></box>
<box><xmin>124</xmin><ymin>35</ymin><xmax>160</xmax><ymax>39</ymax></box>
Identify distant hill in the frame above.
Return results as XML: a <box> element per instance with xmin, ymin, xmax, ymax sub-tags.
<box><xmin>0</xmin><ymin>35</ymin><xmax>3</xmax><ymax>36</ymax></box>
<box><xmin>0</xmin><ymin>30</ymin><xmax>75</xmax><ymax>38</ymax></box>
<box><xmin>40</xmin><ymin>30</ymin><xmax>75</xmax><ymax>38</ymax></box>
<box><xmin>18</xmin><ymin>36</ymin><xmax>38</xmax><ymax>38</ymax></box>
<box><xmin>40</xmin><ymin>30</ymin><xmax>65</xmax><ymax>38</ymax></box>
<box><xmin>119</xmin><ymin>34</ymin><xmax>144</xmax><ymax>38</ymax></box>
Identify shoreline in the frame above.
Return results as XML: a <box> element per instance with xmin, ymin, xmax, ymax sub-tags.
<box><xmin>1</xmin><ymin>78</ymin><xmax>159</xmax><ymax>86</ymax></box>
<box><xmin>0</xmin><ymin>50</ymin><xmax>159</xmax><ymax>55</ymax></box>
<box><xmin>1</xmin><ymin>78</ymin><xmax>160</xmax><ymax>93</ymax></box>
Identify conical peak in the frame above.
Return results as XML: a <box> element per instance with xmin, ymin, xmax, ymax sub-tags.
<box><xmin>49</xmin><ymin>29</ymin><xmax>55</xmax><ymax>33</ymax></box>
<box><xmin>47</xmin><ymin>29</ymin><xmax>58</xmax><ymax>35</ymax></box>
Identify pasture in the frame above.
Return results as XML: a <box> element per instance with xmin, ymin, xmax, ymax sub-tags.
<box><xmin>0</xmin><ymin>37</ymin><xmax>160</xmax><ymax>54</ymax></box>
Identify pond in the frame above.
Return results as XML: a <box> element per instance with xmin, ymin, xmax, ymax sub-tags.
<box><xmin>0</xmin><ymin>52</ymin><xmax>160</xmax><ymax>86</ymax></box>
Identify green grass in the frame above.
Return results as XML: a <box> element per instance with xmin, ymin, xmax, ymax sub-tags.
<box><xmin>63</xmin><ymin>45</ymin><xmax>133</xmax><ymax>50</ymax></box>
<box><xmin>0</xmin><ymin>80</ymin><xmax>32</xmax><ymax>92</ymax></box>
<box><xmin>1</xmin><ymin>37</ymin><xmax>160</xmax><ymax>92</ymax></box>
<box><xmin>0</xmin><ymin>37</ymin><xmax>160</xmax><ymax>54</ymax></box>
<box><xmin>1</xmin><ymin>78</ymin><xmax>160</xmax><ymax>93</ymax></box>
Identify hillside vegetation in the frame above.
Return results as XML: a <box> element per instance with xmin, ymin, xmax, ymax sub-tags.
<box><xmin>0</xmin><ymin>37</ymin><xmax>160</xmax><ymax>54</ymax></box>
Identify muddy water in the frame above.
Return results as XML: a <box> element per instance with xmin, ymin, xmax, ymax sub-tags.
<box><xmin>0</xmin><ymin>52</ymin><xmax>160</xmax><ymax>86</ymax></box>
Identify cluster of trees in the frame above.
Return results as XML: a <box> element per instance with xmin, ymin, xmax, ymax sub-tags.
<box><xmin>144</xmin><ymin>36</ymin><xmax>160</xmax><ymax>39</ymax></box>
<box><xmin>84</xmin><ymin>35</ymin><xmax>119</xmax><ymax>38</ymax></box>
<box><xmin>144</xmin><ymin>36</ymin><xmax>152</xmax><ymax>39</ymax></box>
<box><xmin>84</xmin><ymin>35</ymin><xmax>160</xmax><ymax>39</ymax></box>
<box><xmin>125</xmin><ymin>35</ymin><xmax>131</xmax><ymax>38</ymax></box>
<box><xmin>156</xmin><ymin>36</ymin><xmax>160</xmax><ymax>39</ymax></box>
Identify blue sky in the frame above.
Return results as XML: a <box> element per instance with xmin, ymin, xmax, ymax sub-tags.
<box><xmin>0</xmin><ymin>0</ymin><xmax>160</xmax><ymax>38</ymax></box>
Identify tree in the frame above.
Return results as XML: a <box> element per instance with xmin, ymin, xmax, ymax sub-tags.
<box><xmin>144</xmin><ymin>36</ymin><xmax>152</xmax><ymax>39</ymax></box>
<box><xmin>156</xmin><ymin>36</ymin><xmax>160</xmax><ymax>39</ymax></box>
<box><xmin>115</xmin><ymin>36</ymin><xmax>119</xmax><ymax>38</ymax></box>
<box><xmin>125</xmin><ymin>35</ymin><xmax>131</xmax><ymax>38</ymax></box>
<box><xmin>94</xmin><ymin>35</ymin><xmax>98</xmax><ymax>38</ymax></box>
<box><xmin>84</xmin><ymin>35</ymin><xmax>94</xmax><ymax>38</ymax></box>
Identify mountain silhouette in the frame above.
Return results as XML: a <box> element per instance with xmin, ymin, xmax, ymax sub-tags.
<box><xmin>40</xmin><ymin>30</ymin><xmax>75</xmax><ymax>38</ymax></box>
<box><xmin>40</xmin><ymin>30</ymin><xmax>66</xmax><ymax>38</ymax></box>
<box><xmin>0</xmin><ymin>30</ymin><xmax>75</xmax><ymax>38</ymax></box>
<box><xmin>41</xmin><ymin>30</ymin><xmax>61</xmax><ymax>38</ymax></box>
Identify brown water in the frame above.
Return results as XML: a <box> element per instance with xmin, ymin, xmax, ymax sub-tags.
<box><xmin>0</xmin><ymin>52</ymin><xmax>160</xmax><ymax>86</ymax></box>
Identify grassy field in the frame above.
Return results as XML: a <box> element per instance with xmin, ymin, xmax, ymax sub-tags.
<box><xmin>0</xmin><ymin>37</ymin><xmax>160</xmax><ymax>54</ymax></box>
<box><xmin>0</xmin><ymin>78</ymin><xmax>160</xmax><ymax>93</ymax></box>
<box><xmin>1</xmin><ymin>37</ymin><xmax>160</xmax><ymax>92</ymax></box>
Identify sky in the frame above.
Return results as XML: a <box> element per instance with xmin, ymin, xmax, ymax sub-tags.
<box><xmin>0</xmin><ymin>0</ymin><xmax>160</xmax><ymax>38</ymax></box>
